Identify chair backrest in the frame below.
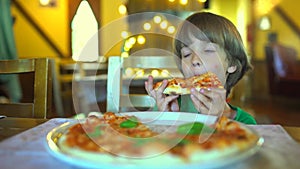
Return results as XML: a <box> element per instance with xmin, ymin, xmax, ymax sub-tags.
<box><xmin>106</xmin><ymin>56</ymin><xmax>182</xmax><ymax>113</ymax></box>
<box><xmin>71</xmin><ymin>61</ymin><xmax>108</xmax><ymax>115</ymax></box>
<box><xmin>266</xmin><ymin>44</ymin><xmax>298</xmax><ymax>78</ymax></box>
<box><xmin>0</xmin><ymin>58</ymin><xmax>52</xmax><ymax>118</ymax></box>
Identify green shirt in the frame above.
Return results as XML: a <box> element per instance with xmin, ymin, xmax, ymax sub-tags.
<box><xmin>230</xmin><ymin>105</ymin><xmax>257</xmax><ymax>124</ymax></box>
<box><xmin>153</xmin><ymin>95</ymin><xmax>256</xmax><ymax>125</ymax></box>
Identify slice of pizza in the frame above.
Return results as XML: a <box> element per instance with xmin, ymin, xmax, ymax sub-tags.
<box><xmin>153</xmin><ymin>72</ymin><xmax>223</xmax><ymax>95</ymax></box>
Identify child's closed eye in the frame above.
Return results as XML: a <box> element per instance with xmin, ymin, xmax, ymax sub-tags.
<box><xmin>204</xmin><ymin>49</ymin><xmax>216</xmax><ymax>53</ymax></box>
<box><xmin>205</xmin><ymin>43</ymin><xmax>217</xmax><ymax>53</ymax></box>
<box><xmin>181</xmin><ymin>47</ymin><xmax>192</xmax><ymax>57</ymax></box>
<box><xmin>183</xmin><ymin>53</ymin><xmax>192</xmax><ymax>57</ymax></box>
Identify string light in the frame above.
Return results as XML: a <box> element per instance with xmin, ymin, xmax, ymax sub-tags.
<box><xmin>121</xmin><ymin>52</ymin><xmax>129</xmax><ymax>58</ymax></box>
<box><xmin>123</xmin><ymin>46</ymin><xmax>130</xmax><ymax>52</ymax></box>
<box><xmin>160</xmin><ymin>20</ymin><xmax>168</xmax><ymax>29</ymax></box>
<box><xmin>137</xmin><ymin>35</ymin><xmax>146</xmax><ymax>44</ymax></box>
<box><xmin>121</xmin><ymin>31</ymin><xmax>129</xmax><ymax>39</ymax></box>
<box><xmin>180</xmin><ymin>0</ymin><xmax>188</xmax><ymax>5</ymax></box>
<box><xmin>128</xmin><ymin>37</ymin><xmax>136</xmax><ymax>45</ymax></box>
<box><xmin>161</xmin><ymin>69</ymin><xmax>170</xmax><ymax>77</ymax></box>
<box><xmin>143</xmin><ymin>22</ymin><xmax>151</xmax><ymax>30</ymax></box>
<box><xmin>125</xmin><ymin>67</ymin><xmax>135</xmax><ymax>77</ymax></box>
<box><xmin>153</xmin><ymin>15</ymin><xmax>162</xmax><ymax>24</ymax></box>
<box><xmin>151</xmin><ymin>70</ymin><xmax>160</xmax><ymax>77</ymax></box>
<box><xmin>167</xmin><ymin>26</ymin><xmax>175</xmax><ymax>34</ymax></box>
<box><xmin>123</xmin><ymin>13</ymin><xmax>180</xmax><ymax>56</ymax></box>
<box><xmin>124</xmin><ymin>40</ymin><xmax>133</xmax><ymax>49</ymax></box>
<box><xmin>136</xmin><ymin>69</ymin><xmax>145</xmax><ymax>77</ymax></box>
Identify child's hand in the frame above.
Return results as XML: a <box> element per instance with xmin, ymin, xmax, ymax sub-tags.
<box><xmin>145</xmin><ymin>75</ymin><xmax>179</xmax><ymax>111</ymax></box>
<box><xmin>190</xmin><ymin>88</ymin><xmax>236</xmax><ymax>119</ymax></box>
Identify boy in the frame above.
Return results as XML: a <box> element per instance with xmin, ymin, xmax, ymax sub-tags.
<box><xmin>145</xmin><ymin>12</ymin><xmax>256</xmax><ymax>124</ymax></box>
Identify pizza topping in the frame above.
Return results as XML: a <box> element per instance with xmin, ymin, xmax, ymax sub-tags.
<box><xmin>120</xmin><ymin>118</ymin><xmax>138</xmax><ymax>128</ymax></box>
<box><xmin>177</xmin><ymin>138</ymin><xmax>190</xmax><ymax>146</ymax></box>
<box><xmin>154</xmin><ymin>72</ymin><xmax>223</xmax><ymax>95</ymax></box>
<box><xmin>86</xmin><ymin>126</ymin><xmax>103</xmax><ymax>138</ymax></box>
<box><xmin>177</xmin><ymin>122</ymin><xmax>214</xmax><ymax>135</ymax></box>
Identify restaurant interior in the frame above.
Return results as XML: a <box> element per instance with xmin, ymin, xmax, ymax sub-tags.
<box><xmin>1</xmin><ymin>0</ymin><xmax>300</xmax><ymax>126</ymax></box>
<box><xmin>1</xmin><ymin>1</ymin><xmax>300</xmax><ymax>168</ymax></box>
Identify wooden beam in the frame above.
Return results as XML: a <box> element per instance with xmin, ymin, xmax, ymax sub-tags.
<box><xmin>12</xmin><ymin>0</ymin><xmax>65</xmax><ymax>57</ymax></box>
<box><xmin>275</xmin><ymin>6</ymin><xmax>300</xmax><ymax>39</ymax></box>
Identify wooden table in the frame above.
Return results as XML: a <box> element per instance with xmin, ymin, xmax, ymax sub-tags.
<box><xmin>0</xmin><ymin>118</ymin><xmax>300</xmax><ymax>169</ymax></box>
<box><xmin>283</xmin><ymin>126</ymin><xmax>300</xmax><ymax>143</ymax></box>
<box><xmin>0</xmin><ymin>117</ymin><xmax>48</xmax><ymax>141</ymax></box>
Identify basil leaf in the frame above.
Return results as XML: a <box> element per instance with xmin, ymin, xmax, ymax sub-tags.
<box><xmin>177</xmin><ymin>122</ymin><xmax>214</xmax><ymax>135</ymax></box>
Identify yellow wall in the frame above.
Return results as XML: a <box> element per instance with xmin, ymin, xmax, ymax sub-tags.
<box><xmin>12</xmin><ymin>0</ymin><xmax>300</xmax><ymax>61</ymax></box>
<box><xmin>11</xmin><ymin>0</ymin><xmax>248</xmax><ymax>59</ymax></box>
<box><xmin>11</xmin><ymin>0</ymin><xmax>69</xmax><ymax>58</ymax></box>
<box><xmin>254</xmin><ymin>0</ymin><xmax>300</xmax><ymax>60</ymax></box>
<box><xmin>205</xmin><ymin>0</ymin><xmax>250</xmax><ymax>51</ymax></box>
<box><xmin>100</xmin><ymin>0</ymin><xmax>127</xmax><ymax>56</ymax></box>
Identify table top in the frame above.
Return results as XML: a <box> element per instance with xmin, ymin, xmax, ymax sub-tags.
<box><xmin>0</xmin><ymin>117</ymin><xmax>300</xmax><ymax>169</ymax></box>
<box><xmin>0</xmin><ymin>117</ymin><xmax>48</xmax><ymax>141</ymax></box>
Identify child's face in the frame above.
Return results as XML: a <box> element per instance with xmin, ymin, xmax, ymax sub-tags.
<box><xmin>180</xmin><ymin>35</ymin><xmax>228</xmax><ymax>85</ymax></box>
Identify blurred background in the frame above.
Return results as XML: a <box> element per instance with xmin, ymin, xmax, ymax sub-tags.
<box><xmin>2</xmin><ymin>0</ymin><xmax>300</xmax><ymax>125</ymax></box>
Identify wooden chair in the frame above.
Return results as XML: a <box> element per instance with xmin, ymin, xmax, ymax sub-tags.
<box><xmin>71</xmin><ymin>61</ymin><xmax>108</xmax><ymax>115</ymax></box>
<box><xmin>0</xmin><ymin>58</ymin><xmax>52</xmax><ymax>118</ymax></box>
<box><xmin>106</xmin><ymin>56</ymin><xmax>182</xmax><ymax>113</ymax></box>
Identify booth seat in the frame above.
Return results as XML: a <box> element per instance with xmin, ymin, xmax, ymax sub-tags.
<box><xmin>265</xmin><ymin>44</ymin><xmax>300</xmax><ymax>97</ymax></box>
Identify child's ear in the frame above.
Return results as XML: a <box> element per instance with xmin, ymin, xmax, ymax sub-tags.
<box><xmin>227</xmin><ymin>65</ymin><xmax>237</xmax><ymax>73</ymax></box>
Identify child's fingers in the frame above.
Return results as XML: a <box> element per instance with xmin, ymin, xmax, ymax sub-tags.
<box><xmin>191</xmin><ymin>88</ymin><xmax>226</xmax><ymax>116</ymax></box>
<box><xmin>159</xmin><ymin>95</ymin><xmax>179</xmax><ymax>111</ymax></box>
<box><xmin>145</xmin><ymin>75</ymin><xmax>156</xmax><ymax>97</ymax></box>
<box><xmin>144</xmin><ymin>81</ymin><xmax>151</xmax><ymax>95</ymax></box>
<box><xmin>170</xmin><ymin>99</ymin><xmax>179</xmax><ymax>112</ymax></box>
<box><xmin>191</xmin><ymin>88</ymin><xmax>211</xmax><ymax>104</ymax></box>
<box><xmin>191</xmin><ymin>94</ymin><xmax>209</xmax><ymax>113</ymax></box>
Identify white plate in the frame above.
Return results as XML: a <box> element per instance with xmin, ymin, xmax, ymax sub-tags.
<box><xmin>46</xmin><ymin>112</ymin><xmax>264</xmax><ymax>169</ymax></box>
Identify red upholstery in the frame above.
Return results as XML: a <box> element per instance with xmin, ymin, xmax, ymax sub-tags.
<box><xmin>265</xmin><ymin>44</ymin><xmax>300</xmax><ymax>97</ymax></box>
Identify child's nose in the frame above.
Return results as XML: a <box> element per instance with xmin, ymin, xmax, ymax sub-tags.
<box><xmin>192</xmin><ymin>55</ymin><xmax>202</xmax><ymax>67</ymax></box>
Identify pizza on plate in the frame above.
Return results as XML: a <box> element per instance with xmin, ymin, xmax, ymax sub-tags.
<box><xmin>57</xmin><ymin>112</ymin><xmax>260</xmax><ymax>164</ymax></box>
<box><xmin>153</xmin><ymin>72</ymin><xmax>223</xmax><ymax>95</ymax></box>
